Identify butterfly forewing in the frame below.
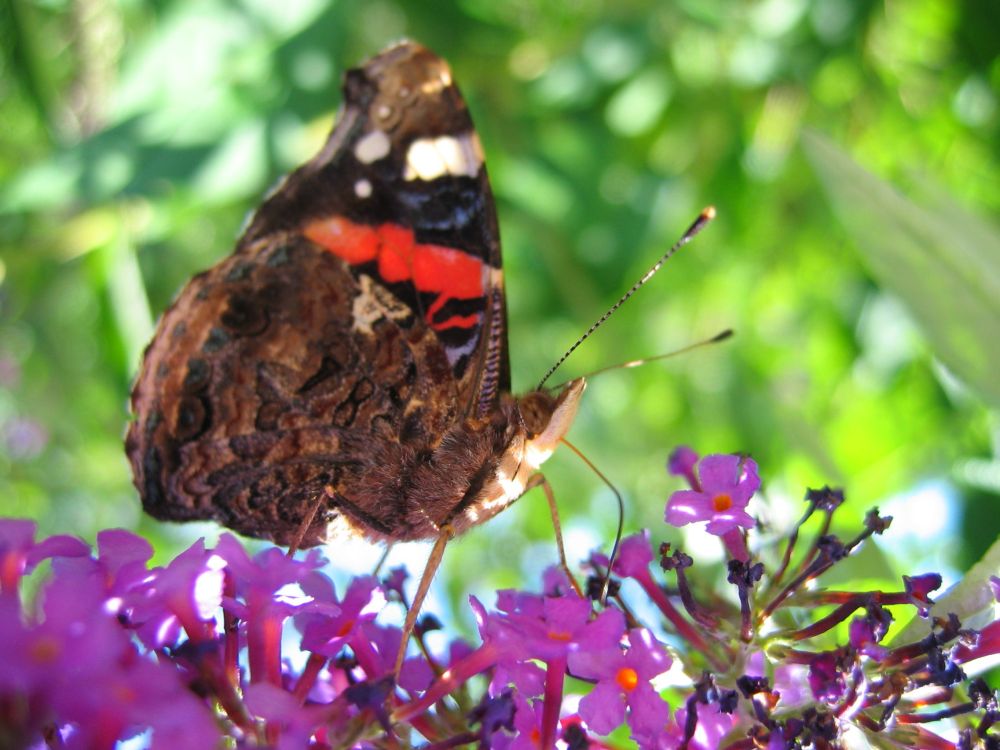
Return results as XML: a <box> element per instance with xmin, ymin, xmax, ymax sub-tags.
<box><xmin>245</xmin><ymin>43</ymin><xmax>511</xmax><ymax>412</ymax></box>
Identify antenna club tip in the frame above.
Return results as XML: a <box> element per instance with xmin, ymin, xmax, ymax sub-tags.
<box><xmin>702</xmin><ymin>205</ymin><xmax>717</xmax><ymax>220</ymax></box>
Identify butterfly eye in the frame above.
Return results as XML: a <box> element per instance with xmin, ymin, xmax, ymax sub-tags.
<box><xmin>517</xmin><ymin>391</ymin><xmax>557</xmax><ymax>436</ymax></box>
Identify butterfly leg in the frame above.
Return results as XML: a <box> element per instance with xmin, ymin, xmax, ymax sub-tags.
<box><xmin>373</xmin><ymin>543</ymin><xmax>394</xmax><ymax>576</ymax></box>
<box><xmin>285</xmin><ymin>487</ymin><xmax>330</xmax><ymax>557</ymax></box>
<box><xmin>524</xmin><ymin>473</ymin><xmax>583</xmax><ymax>598</ymax></box>
<box><xmin>393</xmin><ymin>524</ymin><xmax>453</xmax><ymax>678</ymax></box>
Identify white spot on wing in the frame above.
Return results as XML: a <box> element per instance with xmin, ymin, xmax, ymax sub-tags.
<box><xmin>436</xmin><ymin>136</ymin><xmax>469</xmax><ymax>177</ymax></box>
<box><xmin>354</xmin><ymin>179</ymin><xmax>373</xmax><ymax>198</ymax></box>
<box><xmin>354</xmin><ymin>130</ymin><xmax>390</xmax><ymax>164</ymax></box>
<box><xmin>418</xmin><ymin>67</ymin><xmax>452</xmax><ymax>94</ymax></box>
<box><xmin>352</xmin><ymin>274</ymin><xmax>410</xmax><ymax>335</ymax></box>
<box><xmin>403</xmin><ymin>133</ymin><xmax>483</xmax><ymax>181</ymax></box>
<box><xmin>404</xmin><ymin>139</ymin><xmax>441</xmax><ymax>181</ymax></box>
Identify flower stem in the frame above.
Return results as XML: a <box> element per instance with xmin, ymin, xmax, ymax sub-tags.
<box><xmin>246</xmin><ymin>597</ymin><xmax>282</xmax><ymax>686</ymax></box>
<box><xmin>294</xmin><ymin>652</ymin><xmax>328</xmax><ymax>703</ymax></box>
<box><xmin>541</xmin><ymin>656</ymin><xmax>567</xmax><ymax>750</ymax></box>
<box><xmin>721</xmin><ymin>529</ymin><xmax>749</xmax><ymax>562</ymax></box>
<box><xmin>636</xmin><ymin>571</ymin><xmax>721</xmax><ymax>666</ymax></box>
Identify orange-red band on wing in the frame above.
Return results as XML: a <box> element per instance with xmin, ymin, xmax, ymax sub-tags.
<box><xmin>304</xmin><ymin>217</ymin><xmax>486</xmax><ymax>332</ymax></box>
<box><xmin>433</xmin><ymin>313</ymin><xmax>481</xmax><ymax>331</ymax></box>
<box><xmin>303</xmin><ymin>217</ymin><xmax>379</xmax><ymax>265</ymax></box>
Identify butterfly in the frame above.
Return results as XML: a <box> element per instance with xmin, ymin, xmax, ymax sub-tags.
<box><xmin>125</xmin><ymin>41</ymin><xmax>583</xmax><ymax>564</ymax></box>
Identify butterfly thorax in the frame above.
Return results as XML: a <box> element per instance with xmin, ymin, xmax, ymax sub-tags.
<box><xmin>426</xmin><ymin>378</ymin><xmax>585</xmax><ymax>539</ymax></box>
<box><xmin>319</xmin><ymin>378</ymin><xmax>584</xmax><ymax>543</ymax></box>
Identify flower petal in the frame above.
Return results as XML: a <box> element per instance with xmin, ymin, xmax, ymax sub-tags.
<box><xmin>579</xmin><ymin>680</ymin><xmax>626</xmax><ymax>735</ymax></box>
<box><xmin>695</xmin><ymin>454</ymin><xmax>742</xmax><ymax>493</ymax></box>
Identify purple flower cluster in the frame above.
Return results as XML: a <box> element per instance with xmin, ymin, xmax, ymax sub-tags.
<box><xmin>0</xmin><ymin>522</ymin><xmax>219</xmax><ymax>749</ymax></box>
<box><xmin>1</xmin><ymin>448</ymin><xmax>998</xmax><ymax>749</ymax></box>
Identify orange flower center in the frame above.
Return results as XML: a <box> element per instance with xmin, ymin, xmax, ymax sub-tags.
<box><xmin>29</xmin><ymin>635</ymin><xmax>61</xmax><ymax>664</ymax></box>
<box><xmin>712</xmin><ymin>493</ymin><xmax>733</xmax><ymax>512</ymax></box>
<box><xmin>547</xmin><ymin>630</ymin><xmax>572</xmax><ymax>642</ymax></box>
<box><xmin>113</xmin><ymin>683</ymin><xmax>138</xmax><ymax>704</ymax></box>
<box><xmin>616</xmin><ymin>666</ymin><xmax>639</xmax><ymax>692</ymax></box>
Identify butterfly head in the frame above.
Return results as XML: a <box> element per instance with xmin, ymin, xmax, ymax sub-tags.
<box><xmin>517</xmin><ymin>377</ymin><xmax>586</xmax><ymax>471</ymax></box>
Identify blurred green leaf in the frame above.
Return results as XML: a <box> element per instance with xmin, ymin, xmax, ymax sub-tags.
<box><xmin>804</xmin><ymin>132</ymin><xmax>1000</xmax><ymax>409</ymax></box>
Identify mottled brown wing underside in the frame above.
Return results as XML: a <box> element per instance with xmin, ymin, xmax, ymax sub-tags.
<box><xmin>127</xmin><ymin>235</ymin><xmax>460</xmax><ymax>545</ymax></box>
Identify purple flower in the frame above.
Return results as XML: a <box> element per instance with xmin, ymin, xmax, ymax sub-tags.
<box><xmin>667</xmin><ymin>445</ymin><xmax>700</xmax><ymax>488</ymax></box>
<box><xmin>903</xmin><ymin>573</ymin><xmax>942</xmax><ymax>616</ymax></box>
<box><xmin>745</xmin><ymin>651</ymin><xmax>810</xmax><ymax>708</ymax></box>
<box><xmin>491</xmin><ymin>588</ymin><xmax>624</xmax><ymax>664</ymax></box>
<box><xmin>363</xmin><ymin>621</ymin><xmax>434</xmax><ymax>690</ymax></box>
<box><xmin>612</xmin><ymin>531</ymin><xmax>654</xmax><ymax>579</ymax></box>
<box><xmin>569</xmin><ymin>628</ymin><xmax>671</xmax><ymax>735</ymax></box>
<box><xmin>541</xmin><ymin>565</ymin><xmax>576</xmax><ymax>596</ymax></box>
<box><xmin>299</xmin><ymin>576</ymin><xmax>386</xmax><ymax>677</ymax></box>
<box><xmin>505</xmin><ymin>694</ymin><xmax>546</xmax><ymax>750</ymax></box>
<box><xmin>53</xmin><ymin>654</ymin><xmax>220</xmax><ymax>750</ymax></box>
<box><xmin>95</xmin><ymin>528</ymin><xmax>154</xmax><ymax>584</ymax></box>
<box><xmin>848</xmin><ymin>605</ymin><xmax>891</xmax><ymax>661</ymax></box>
<box><xmin>244</xmin><ymin>682</ymin><xmax>324</xmax><ymax>750</ymax></box>
<box><xmin>0</xmin><ymin>519</ymin><xmax>89</xmax><ymax>593</ymax></box>
<box><xmin>672</xmin><ymin>701</ymin><xmax>735</xmax><ymax>750</ymax></box>
<box><xmin>629</xmin><ymin>729</ymin><xmax>683</xmax><ymax>750</ymax></box>
<box><xmin>476</xmin><ymin>578</ymin><xmax>626</xmax><ymax>750</ymax></box>
<box><xmin>1</xmin><ymin>428</ymin><xmax>994</xmax><ymax>750</ymax></box>
<box><xmin>215</xmin><ymin>534</ymin><xmax>333</xmax><ymax>685</ymax></box>
<box><xmin>382</xmin><ymin>565</ymin><xmax>408</xmax><ymax>600</ymax></box>
<box><xmin>493</xmin><ymin>659</ymin><xmax>547</xmax><ymax>700</ymax></box>
<box><xmin>216</xmin><ymin>533</ymin><xmax>329</xmax><ymax>606</ymax></box>
<box><xmin>633</xmin><ymin>699</ymin><xmax>736</xmax><ymax>750</ymax></box>
<box><xmin>124</xmin><ymin>538</ymin><xmax>225</xmax><ymax>649</ymax></box>
<box><xmin>808</xmin><ymin>651</ymin><xmax>846</xmax><ymax>703</ymax></box>
<box><xmin>665</xmin><ymin>454</ymin><xmax>759</xmax><ymax>536</ymax></box>
<box><xmin>469</xmin><ymin>689</ymin><xmax>517</xmax><ymax>747</ymax></box>
<box><xmin>956</xmin><ymin>578</ymin><xmax>1000</xmax><ymax>663</ymax></box>
<box><xmin>0</xmin><ymin>569</ymin><xmax>219</xmax><ymax>748</ymax></box>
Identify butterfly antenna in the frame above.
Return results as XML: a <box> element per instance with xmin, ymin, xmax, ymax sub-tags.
<box><xmin>561</xmin><ymin>438</ymin><xmax>623</xmax><ymax>604</ymax></box>
<box><xmin>550</xmin><ymin>328</ymin><xmax>733</xmax><ymax>388</ymax></box>
<box><xmin>537</xmin><ymin>206</ymin><xmax>716</xmax><ymax>391</ymax></box>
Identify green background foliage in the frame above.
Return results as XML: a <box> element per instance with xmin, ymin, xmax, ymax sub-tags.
<box><xmin>1</xmin><ymin>0</ymin><xmax>997</xmax><ymax>599</ymax></box>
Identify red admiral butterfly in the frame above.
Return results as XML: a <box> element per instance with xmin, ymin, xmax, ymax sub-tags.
<box><xmin>126</xmin><ymin>41</ymin><xmax>584</xmax><ymax>556</ymax></box>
